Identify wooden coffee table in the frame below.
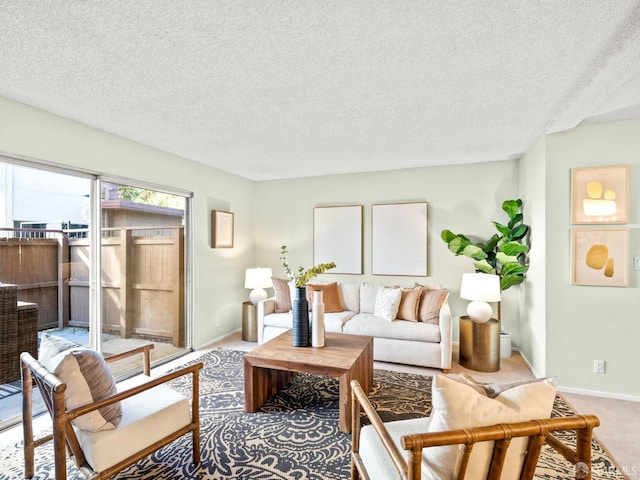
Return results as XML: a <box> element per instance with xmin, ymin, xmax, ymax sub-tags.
<box><xmin>244</xmin><ymin>330</ymin><xmax>374</xmax><ymax>433</ymax></box>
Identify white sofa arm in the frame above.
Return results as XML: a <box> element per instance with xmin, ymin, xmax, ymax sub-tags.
<box><xmin>439</xmin><ymin>301</ymin><xmax>452</xmax><ymax>371</ymax></box>
<box><xmin>257</xmin><ymin>297</ymin><xmax>276</xmax><ymax>345</ymax></box>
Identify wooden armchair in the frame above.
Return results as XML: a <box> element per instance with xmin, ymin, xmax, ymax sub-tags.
<box><xmin>351</xmin><ymin>379</ymin><xmax>600</xmax><ymax>480</ymax></box>
<box><xmin>21</xmin><ymin>343</ymin><xmax>203</xmax><ymax>479</ymax></box>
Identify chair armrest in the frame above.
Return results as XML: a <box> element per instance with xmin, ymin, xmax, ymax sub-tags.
<box><xmin>351</xmin><ymin>379</ymin><xmax>408</xmax><ymax>479</ymax></box>
<box><xmin>104</xmin><ymin>343</ymin><xmax>154</xmax><ymax>376</ymax></box>
<box><xmin>257</xmin><ymin>297</ymin><xmax>276</xmax><ymax>344</ymax></box>
<box><xmin>67</xmin><ymin>361</ymin><xmax>203</xmax><ymax>421</ymax></box>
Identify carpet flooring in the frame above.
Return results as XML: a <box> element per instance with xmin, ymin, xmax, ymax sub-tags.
<box><xmin>0</xmin><ymin>348</ymin><xmax>623</xmax><ymax>479</ymax></box>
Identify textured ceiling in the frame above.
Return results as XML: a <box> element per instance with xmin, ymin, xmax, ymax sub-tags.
<box><xmin>1</xmin><ymin>1</ymin><xmax>640</xmax><ymax>181</ymax></box>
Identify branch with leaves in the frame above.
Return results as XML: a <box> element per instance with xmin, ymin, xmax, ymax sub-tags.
<box><xmin>280</xmin><ymin>245</ymin><xmax>336</xmax><ymax>288</ymax></box>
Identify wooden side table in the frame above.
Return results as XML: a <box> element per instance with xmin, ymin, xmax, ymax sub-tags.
<box><xmin>242</xmin><ymin>301</ymin><xmax>258</xmax><ymax>342</ymax></box>
<box><xmin>459</xmin><ymin>316</ymin><xmax>500</xmax><ymax>372</ymax></box>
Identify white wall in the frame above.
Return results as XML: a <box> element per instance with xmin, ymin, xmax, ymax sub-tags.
<box><xmin>0</xmin><ymin>96</ymin><xmax>255</xmax><ymax>348</ymax></box>
<box><xmin>518</xmin><ymin>136</ymin><xmax>547</xmax><ymax>376</ymax></box>
<box><xmin>4</xmin><ymin>95</ymin><xmax>637</xmax><ymax>398</ymax></box>
<box><xmin>544</xmin><ymin>119</ymin><xmax>640</xmax><ymax>397</ymax></box>
<box><xmin>253</xmin><ymin>161</ymin><xmax>521</xmax><ymax>342</ymax></box>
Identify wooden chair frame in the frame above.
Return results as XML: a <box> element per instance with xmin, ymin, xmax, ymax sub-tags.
<box><xmin>21</xmin><ymin>344</ymin><xmax>203</xmax><ymax>480</ymax></box>
<box><xmin>350</xmin><ymin>379</ymin><xmax>600</xmax><ymax>480</ymax></box>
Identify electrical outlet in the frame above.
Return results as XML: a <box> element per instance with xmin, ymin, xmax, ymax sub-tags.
<box><xmin>634</xmin><ymin>256</ymin><xmax>640</xmax><ymax>270</ymax></box>
<box><xmin>593</xmin><ymin>360</ymin><xmax>605</xmax><ymax>374</ymax></box>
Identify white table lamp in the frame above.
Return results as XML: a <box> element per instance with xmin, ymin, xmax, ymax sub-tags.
<box><xmin>460</xmin><ymin>273</ymin><xmax>501</xmax><ymax>323</ymax></box>
<box><xmin>245</xmin><ymin>267</ymin><xmax>273</xmax><ymax>305</ymax></box>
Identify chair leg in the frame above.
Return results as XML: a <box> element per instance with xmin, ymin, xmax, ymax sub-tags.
<box><xmin>193</xmin><ymin>427</ymin><xmax>201</xmax><ymax>464</ymax></box>
<box><xmin>21</xmin><ymin>361</ymin><xmax>35</xmax><ymax>479</ymax></box>
<box><xmin>52</xmin><ymin>389</ymin><xmax>68</xmax><ymax>480</ymax></box>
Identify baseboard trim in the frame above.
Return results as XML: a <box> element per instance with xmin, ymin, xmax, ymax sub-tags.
<box><xmin>557</xmin><ymin>385</ymin><xmax>640</xmax><ymax>403</ymax></box>
<box><xmin>195</xmin><ymin>328</ymin><xmax>242</xmax><ymax>351</ymax></box>
<box><xmin>512</xmin><ymin>347</ymin><xmax>542</xmax><ymax>378</ymax></box>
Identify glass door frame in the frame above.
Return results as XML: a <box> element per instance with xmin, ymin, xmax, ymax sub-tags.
<box><xmin>0</xmin><ymin>154</ymin><xmax>194</xmax><ymax>355</ymax></box>
<box><xmin>96</xmin><ymin>174</ymin><xmax>194</xmax><ymax>355</ymax></box>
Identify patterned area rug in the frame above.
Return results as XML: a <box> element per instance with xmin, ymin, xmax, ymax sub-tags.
<box><xmin>0</xmin><ymin>348</ymin><xmax>622</xmax><ymax>479</ymax></box>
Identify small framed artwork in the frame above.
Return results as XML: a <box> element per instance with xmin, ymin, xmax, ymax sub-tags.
<box><xmin>211</xmin><ymin>210</ymin><xmax>234</xmax><ymax>248</ymax></box>
<box><xmin>571</xmin><ymin>227</ymin><xmax>628</xmax><ymax>287</ymax></box>
<box><xmin>372</xmin><ymin>202</ymin><xmax>428</xmax><ymax>276</ymax></box>
<box><xmin>571</xmin><ymin>165</ymin><xmax>630</xmax><ymax>224</ymax></box>
<box><xmin>314</xmin><ymin>205</ymin><xmax>363</xmax><ymax>274</ymax></box>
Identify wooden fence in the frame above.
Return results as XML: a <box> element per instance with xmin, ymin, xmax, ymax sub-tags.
<box><xmin>0</xmin><ymin>226</ymin><xmax>184</xmax><ymax>347</ymax></box>
<box><xmin>0</xmin><ymin>230</ymin><xmax>65</xmax><ymax>330</ymax></box>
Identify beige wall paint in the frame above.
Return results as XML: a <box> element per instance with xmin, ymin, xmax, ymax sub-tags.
<box><xmin>0</xmin><ymin>97</ymin><xmax>255</xmax><ymax>348</ymax></box>
<box><xmin>253</xmin><ymin>162</ymin><xmax>521</xmax><ymax>342</ymax></box>
<box><xmin>545</xmin><ymin>119</ymin><xmax>640</xmax><ymax>398</ymax></box>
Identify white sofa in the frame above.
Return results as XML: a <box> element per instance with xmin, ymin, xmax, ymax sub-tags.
<box><xmin>257</xmin><ymin>281</ymin><xmax>452</xmax><ymax>371</ymax></box>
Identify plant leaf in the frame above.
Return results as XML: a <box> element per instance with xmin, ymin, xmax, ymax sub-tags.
<box><xmin>473</xmin><ymin>259</ymin><xmax>496</xmax><ymax>274</ymax></box>
<box><xmin>484</xmin><ymin>234</ymin><xmax>500</xmax><ymax>252</ymax></box>
<box><xmin>510</xmin><ymin>224</ymin><xmax>529</xmax><ymax>240</ymax></box>
<box><xmin>441</xmin><ymin>229</ymin><xmax>457</xmax><ymax>243</ymax></box>
<box><xmin>462</xmin><ymin>244</ymin><xmax>487</xmax><ymax>260</ymax></box>
<box><xmin>501</xmin><ymin>241</ymin><xmax>528</xmax><ymax>256</ymax></box>
<box><xmin>496</xmin><ymin>252</ymin><xmax>519</xmax><ymax>265</ymax></box>
<box><xmin>501</xmin><ymin>274</ymin><xmax>525</xmax><ymax>290</ymax></box>
<box><xmin>492</xmin><ymin>221</ymin><xmax>509</xmax><ymax>237</ymax></box>
<box><xmin>501</xmin><ymin>263</ymin><xmax>528</xmax><ymax>275</ymax></box>
<box><xmin>508</xmin><ymin>213</ymin><xmax>523</xmax><ymax>229</ymax></box>
<box><xmin>502</xmin><ymin>199</ymin><xmax>521</xmax><ymax>219</ymax></box>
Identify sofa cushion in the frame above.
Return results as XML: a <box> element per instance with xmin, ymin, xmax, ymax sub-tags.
<box><xmin>360</xmin><ymin>282</ymin><xmax>383</xmax><ymax>313</ymax></box>
<box><xmin>262</xmin><ymin>312</ymin><xmax>300</xmax><ymax>330</ymax></box>
<box><xmin>39</xmin><ymin>334</ymin><xmax>122</xmax><ymax>433</ymax></box>
<box><xmin>271</xmin><ymin>277</ymin><xmax>292</xmax><ymax>313</ymax></box>
<box><xmin>343</xmin><ymin>314</ymin><xmax>441</xmax><ymax>342</ymax></box>
<box><xmin>307</xmin><ymin>282</ymin><xmax>342</xmax><ymax>313</ymax></box>
<box><xmin>338</xmin><ymin>282</ymin><xmax>360</xmax><ymax>312</ymax></box>
<box><xmin>424</xmin><ymin>374</ymin><xmax>556</xmax><ymax>480</ymax></box>
<box><xmin>374</xmin><ymin>287</ymin><xmax>402</xmax><ymax>321</ymax></box>
<box><xmin>263</xmin><ymin>310</ymin><xmax>356</xmax><ymax>333</ymax></box>
<box><xmin>396</xmin><ymin>286</ymin><xmax>421</xmax><ymax>322</ymax></box>
<box><xmin>417</xmin><ymin>286</ymin><xmax>449</xmax><ymax>324</ymax></box>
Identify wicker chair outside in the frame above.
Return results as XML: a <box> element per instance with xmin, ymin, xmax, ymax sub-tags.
<box><xmin>0</xmin><ymin>284</ymin><xmax>19</xmax><ymax>383</ymax></box>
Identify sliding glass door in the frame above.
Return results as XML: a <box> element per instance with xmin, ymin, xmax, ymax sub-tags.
<box><xmin>1</xmin><ymin>158</ymin><xmax>192</xmax><ymax>374</ymax></box>
<box><xmin>96</xmin><ymin>180</ymin><xmax>189</xmax><ymax>370</ymax></box>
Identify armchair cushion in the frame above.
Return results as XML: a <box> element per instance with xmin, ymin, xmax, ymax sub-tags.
<box><xmin>38</xmin><ymin>334</ymin><xmax>122</xmax><ymax>432</ymax></box>
<box><xmin>360</xmin><ymin>417</ymin><xmax>433</xmax><ymax>479</ymax></box>
<box><xmin>425</xmin><ymin>374</ymin><xmax>556</xmax><ymax>480</ymax></box>
<box><xmin>76</xmin><ymin>383</ymin><xmax>191</xmax><ymax>472</ymax></box>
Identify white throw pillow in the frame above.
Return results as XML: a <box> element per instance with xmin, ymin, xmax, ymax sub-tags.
<box><xmin>373</xmin><ymin>287</ymin><xmax>402</xmax><ymax>321</ymax></box>
<box><xmin>423</xmin><ymin>374</ymin><xmax>557</xmax><ymax>480</ymax></box>
<box><xmin>360</xmin><ymin>282</ymin><xmax>382</xmax><ymax>313</ymax></box>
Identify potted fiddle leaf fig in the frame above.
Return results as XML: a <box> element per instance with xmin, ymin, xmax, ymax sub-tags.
<box><xmin>441</xmin><ymin>199</ymin><xmax>529</xmax><ymax>320</ymax></box>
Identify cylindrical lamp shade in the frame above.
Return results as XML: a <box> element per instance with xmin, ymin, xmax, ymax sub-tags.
<box><xmin>245</xmin><ymin>267</ymin><xmax>273</xmax><ymax>305</ymax></box>
<box><xmin>460</xmin><ymin>273</ymin><xmax>501</xmax><ymax>323</ymax></box>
